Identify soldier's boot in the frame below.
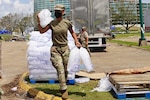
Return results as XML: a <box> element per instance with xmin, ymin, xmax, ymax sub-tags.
<box><xmin>61</xmin><ymin>89</ymin><xmax>68</xmax><ymax>100</ymax></box>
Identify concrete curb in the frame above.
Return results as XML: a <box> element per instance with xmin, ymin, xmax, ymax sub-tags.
<box><xmin>19</xmin><ymin>72</ymin><xmax>62</xmax><ymax>100</ymax></box>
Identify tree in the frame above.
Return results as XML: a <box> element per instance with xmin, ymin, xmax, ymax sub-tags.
<box><xmin>17</xmin><ymin>15</ymin><xmax>34</xmax><ymax>36</ymax></box>
<box><xmin>0</xmin><ymin>13</ymin><xmax>34</xmax><ymax>36</ymax></box>
<box><xmin>110</xmin><ymin>1</ymin><xmax>138</xmax><ymax>33</ymax></box>
<box><xmin>0</xmin><ymin>13</ymin><xmax>20</xmax><ymax>33</ymax></box>
<box><xmin>33</xmin><ymin>12</ymin><xmax>40</xmax><ymax>31</ymax></box>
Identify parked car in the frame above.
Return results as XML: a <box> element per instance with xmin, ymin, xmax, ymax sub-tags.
<box><xmin>12</xmin><ymin>35</ymin><xmax>26</xmax><ymax>41</ymax></box>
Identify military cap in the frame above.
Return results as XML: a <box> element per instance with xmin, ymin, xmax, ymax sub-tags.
<box><xmin>54</xmin><ymin>4</ymin><xmax>65</xmax><ymax>11</ymax></box>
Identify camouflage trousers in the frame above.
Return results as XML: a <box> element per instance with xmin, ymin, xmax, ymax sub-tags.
<box><xmin>50</xmin><ymin>45</ymin><xmax>70</xmax><ymax>90</ymax></box>
<box><xmin>81</xmin><ymin>41</ymin><xmax>91</xmax><ymax>56</ymax></box>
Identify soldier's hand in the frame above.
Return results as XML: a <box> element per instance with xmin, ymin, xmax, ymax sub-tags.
<box><xmin>76</xmin><ymin>42</ymin><xmax>81</xmax><ymax>48</ymax></box>
<box><xmin>86</xmin><ymin>42</ymin><xmax>88</xmax><ymax>46</ymax></box>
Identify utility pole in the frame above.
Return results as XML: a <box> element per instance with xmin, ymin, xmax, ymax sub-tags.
<box><xmin>139</xmin><ymin>0</ymin><xmax>147</xmax><ymax>46</ymax></box>
<box><xmin>88</xmin><ymin>0</ymin><xmax>92</xmax><ymax>35</ymax></box>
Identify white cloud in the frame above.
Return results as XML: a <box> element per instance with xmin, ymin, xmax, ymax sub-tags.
<box><xmin>0</xmin><ymin>0</ymin><xmax>33</xmax><ymax>18</ymax></box>
<box><xmin>3</xmin><ymin>0</ymin><xmax>11</xmax><ymax>4</ymax></box>
<box><xmin>0</xmin><ymin>0</ymin><xmax>11</xmax><ymax>4</ymax></box>
<box><xmin>142</xmin><ymin>0</ymin><xmax>150</xmax><ymax>3</ymax></box>
<box><xmin>3</xmin><ymin>11</ymin><xmax>10</xmax><ymax>16</ymax></box>
<box><xmin>0</xmin><ymin>0</ymin><xmax>11</xmax><ymax>5</ymax></box>
<box><xmin>13</xmin><ymin>0</ymin><xmax>33</xmax><ymax>15</ymax></box>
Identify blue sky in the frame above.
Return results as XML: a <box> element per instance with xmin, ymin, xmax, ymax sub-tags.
<box><xmin>0</xmin><ymin>0</ymin><xmax>33</xmax><ymax>18</ymax></box>
<box><xmin>142</xmin><ymin>0</ymin><xmax>150</xmax><ymax>3</ymax></box>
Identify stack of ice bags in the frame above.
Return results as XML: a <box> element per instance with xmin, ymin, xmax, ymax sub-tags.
<box><xmin>27</xmin><ymin>29</ymin><xmax>76</xmax><ymax>81</ymax></box>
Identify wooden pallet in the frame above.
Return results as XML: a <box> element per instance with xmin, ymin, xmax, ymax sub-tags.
<box><xmin>111</xmin><ymin>89</ymin><xmax>150</xmax><ymax>99</ymax></box>
<box><xmin>109</xmin><ymin>72</ymin><xmax>150</xmax><ymax>99</ymax></box>
<box><xmin>30</xmin><ymin>79</ymin><xmax>75</xmax><ymax>85</ymax></box>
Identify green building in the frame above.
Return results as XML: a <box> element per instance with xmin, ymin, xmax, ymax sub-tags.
<box><xmin>109</xmin><ymin>0</ymin><xmax>150</xmax><ymax>25</ymax></box>
<box><xmin>34</xmin><ymin>0</ymin><xmax>71</xmax><ymax>19</ymax></box>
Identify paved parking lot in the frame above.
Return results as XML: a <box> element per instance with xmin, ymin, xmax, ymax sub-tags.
<box><xmin>1</xmin><ymin>41</ymin><xmax>150</xmax><ymax>86</ymax></box>
<box><xmin>91</xmin><ymin>42</ymin><xmax>150</xmax><ymax>73</ymax></box>
<box><xmin>1</xmin><ymin>41</ymin><xmax>150</xmax><ymax>99</ymax></box>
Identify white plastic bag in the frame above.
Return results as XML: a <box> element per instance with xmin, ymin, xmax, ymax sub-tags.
<box><xmin>67</xmin><ymin>47</ymin><xmax>81</xmax><ymax>72</ymax></box>
<box><xmin>75</xmin><ymin>77</ymin><xmax>90</xmax><ymax>83</ymax></box>
<box><xmin>29</xmin><ymin>30</ymin><xmax>52</xmax><ymax>42</ymax></box>
<box><xmin>68</xmin><ymin>31</ymin><xmax>76</xmax><ymax>50</ymax></box>
<box><xmin>91</xmin><ymin>75</ymin><xmax>113</xmax><ymax>92</ymax></box>
<box><xmin>79</xmin><ymin>47</ymin><xmax>93</xmax><ymax>72</ymax></box>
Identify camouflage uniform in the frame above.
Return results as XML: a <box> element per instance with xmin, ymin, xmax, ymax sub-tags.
<box><xmin>80</xmin><ymin>31</ymin><xmax>91</xmax><ymax>56</ymax></box>
<box><xmin>50</xmin><ymin>19</ymin><xmax>72</xmax><ymax>90</ymax></box>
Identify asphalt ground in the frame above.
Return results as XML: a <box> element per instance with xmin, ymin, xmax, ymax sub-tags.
<box><xmin>1</xmin><ymin>41</ymin><xmax>150</xmax><ymax>99</ymax></box>
<box><xmin>92</xmin><ymin>42</ymin><xmax>150</xmax><ymax>73</ymax></box>
<box><xmin>1</xmin><ymin>41</ymin><xmax>150</xmax><ymax>85</ymax></box>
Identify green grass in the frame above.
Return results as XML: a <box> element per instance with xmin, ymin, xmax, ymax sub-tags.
<box><xmin>26</xmin><ymin>76</ymin><xmax>148</xmax><ymax>100</ymax></box>
<box><xmin>141</xmin><ymin>46</ymin><xmax>150</xmax><ymax>50</ymax></box>
<box><xmin>25</xmin><ymin>76</ymin><xmax>116</xmax><ymax>100</ymax></box>
<box><xmin>114</xmin><ymin>33</ymin><xmax>139</xmax><ymax>38</ymax></box>
<box><xmin>112</xmin><ymin>32</ymin><xmax>150</xmax><ymax>38</ymax></box>
<box><xmin>110</xmin><ymin>40</ymin><xmax>138</xmax><ymax>47</ymax></box>
<box><xmin>109</xmin><ymin>32</ymin><xmax>150</xmax><ymax>51</ymax></box>
<box><xmin>28</xmin><ymin>81</ymin><xmax>116</xmax><ymax>100</ymax></box>
<box><xmin>0</xmin><ymin>34</ymin><xmax>12</xmax><ymax>41</ymax></box>
<box><xmin>25</xmin><ymin>31</ymin><xmax>150</xmax><ymax>100</ymax></box>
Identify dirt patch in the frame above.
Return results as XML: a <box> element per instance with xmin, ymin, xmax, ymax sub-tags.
<box><xmin>1</xmin><ymin>75</ymin><xmax>32</xmax><ymax>100</ymax></box>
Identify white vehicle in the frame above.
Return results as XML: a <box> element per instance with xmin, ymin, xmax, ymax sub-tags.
<box><xmin>88</xmin><ymin>34</ymin><xmax>107</xmax><ymax>51</ymax></box>
<box><xmin>70</xmin><ymin>0</ymin><xmax>110</xmax><ymax>51</ymax></box>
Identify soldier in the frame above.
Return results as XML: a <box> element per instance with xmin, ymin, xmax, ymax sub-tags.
<box><xmin>79</xmin><ymin>26</ymin><xmax>91</xmax><ymax>56</ymax></box>
<box><xmin>37</xmin><ymin>4</ymin><xmax>81</xmax><ymax>100</ymax></box>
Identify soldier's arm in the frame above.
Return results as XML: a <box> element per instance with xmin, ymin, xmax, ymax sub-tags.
<box><xmin>85</xmin><ymin>37</ymin><xmax>89</xmax><ymax>46</ymax></box>
<box><xmin>69</xmin><ymin>28</ymin><xmax>81</xmax><ymax>47</ymax></box>
<box><xmin>37</xmin><ymin>14</ymin><xmax>50</xmax><ymax>34</ymax></box>
<box><xmin>38</xmin><ymin>24</ymin><xmax>50</xmax><ymax>34</ymax></box>
<box><xmin>85</xmin><ymin>32</ymin><xmax>89</xmax><ymax>46</ymax></box>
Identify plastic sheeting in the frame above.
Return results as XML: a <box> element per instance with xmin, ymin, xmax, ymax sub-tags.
<box><xmin>27</xmin><ymin>29</ymin><xmax>94</xmax><ymax>81</ymax></box>
<box><xmin>80</xmin><ymin>47</ymin><xmax>93</xmax><ymax>72</ymax></box>
<box><xmin>91</xmin><ymin>75</ymin><xmax>113</xmax><ymax>92</ymax></box>
<box><xmin>27</xmin><ymin>30</ymin><xmax>76</xmax><ymax>81</ymax></box>
<box><xmin>67</xmin><ymin>47</ymin><xmax>81</xmax><ymax>72</ymax></box>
